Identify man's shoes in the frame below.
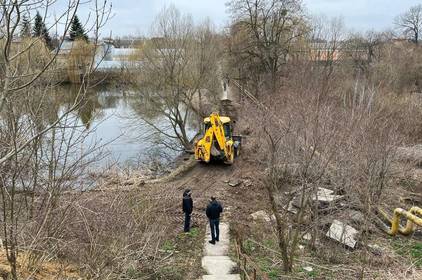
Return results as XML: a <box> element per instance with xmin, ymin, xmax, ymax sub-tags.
<box><xmin>208</xmin><ymin>240</ymin><xmax>216</xmax><ymax>245</ymax></box>
<box><xmin>215</xmin><ymin>238</ymin><xmax>219</xmax><ymax>242</ymax></box>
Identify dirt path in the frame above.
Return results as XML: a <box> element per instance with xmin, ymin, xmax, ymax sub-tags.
<box><xmin>151</xmin><ymin>161</ymin><xmax>240</xmax><ymax>227</ymax></box>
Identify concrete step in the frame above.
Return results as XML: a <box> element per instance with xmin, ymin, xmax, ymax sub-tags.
<box><xmin>203</xmin><ymin>274</ymin><xmax>241</xmax><ymax>280</ymax></box>
<box><xmin>204</xmin><ymin>239</ymin><xmax>230</xmax><ymax>256</ymax></box>
<box><xmin>202</xmin><ymin>256</ymin><xmax>237</xmax><ymax>275</ymax></box>
<box><xmin>204</xmin><ymin>222</ymin><xmax>230</xmax><ymax>256</ymax></box>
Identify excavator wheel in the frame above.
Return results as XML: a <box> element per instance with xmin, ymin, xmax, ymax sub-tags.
<box><xmin>235</xmin><ymin>145</ymin><xmax>241</xmax><ymax>158</ymax></box>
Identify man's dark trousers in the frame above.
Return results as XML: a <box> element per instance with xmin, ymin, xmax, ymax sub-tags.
<box><xmin>210</xmin><ymin>219</ymin><xmax>219</xmax><ymax>241</ymax></box>
<box><xmin>184</xmin><ymin>212</ymin><xmax>191</xmax><ymax>232</ymax></box>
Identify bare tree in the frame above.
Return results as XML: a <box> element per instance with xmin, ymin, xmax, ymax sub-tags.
<box><xmin>227</xmin><ymin>0</ymin><xmax>307</xmax><ymax>94</ymax></box>
<box><xmin>395</xmin><ymin>4</ymin><xmax>422</xmax><ymax>45</ymax></box>
<box><xmin>193</xmin><ymin>19</ymin><xmax>221</xmax><ymax>119</ymax></box>
<box><xmin>136</xmin><ymin>6</ymin><xmax>220</xmax><ymax>151</ymax></box>
<box><xmin>0</xmin><ymin>1</ymin><xmax>111</xmax><ymax>278</ymax></box>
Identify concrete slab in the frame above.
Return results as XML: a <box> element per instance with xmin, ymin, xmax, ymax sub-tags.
<box><xmin>250</xmin><ymin>210</ymin><xmax>272</xmax><ymax>222</ymax></box>
<box><xmin>203</xmin><ymin>275</ymin><xmax>241</xmax><ymax>280</ymax></box>
<box><xmin>326</xmin><ymin>219</ymin><xmax>359</xmax><ymax>249</ymax></box>
<box><xmin>312</xmin><ymin>187</ymin><xmax>343</xmax><ymax>203</ymax></box>
<box><xmin>287</xmin><ymin>201</ymin><xmax>299</xmax><ymax>214</ymax></box>
<box><xmin>202</xmin><ymin>256</ymin><xmax>237</xmax><ymax>275</ymax></box>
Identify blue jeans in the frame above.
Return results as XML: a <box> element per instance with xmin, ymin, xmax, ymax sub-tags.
<box><xmin>184</xmin><ymin>213</ymin><xmax>191</xmax><ymax>232</ymax></box>
<box><xmin>209</xmin><ymin>219</ymin><xmax>220</xmax><ymax>241</ymax></box>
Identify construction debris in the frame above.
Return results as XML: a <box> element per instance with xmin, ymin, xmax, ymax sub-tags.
<box><xmin>250</xmin><ymin>210</ymin><xmax>272</xmax><ymax>222</ymax></box>
<box><xmin>228</xmin><ymin>180</ymin><xmax>242</xmax><ymax>187</ymax></box>
<box><xmin>344</xmin><ymin>209</ymin><xmax>365</xmax><ymax>225</ymax></box>
<box><xmin>291</xmin><ymin>187</ymin><xmax>344</xmax><ymax>209</ymax></box>
<box><xmin>302</xmin><ymin>233</ymin><xmax>312</xmax><ymax>241</ymax></box>
<box><xmin>302</xmin><ymin>266</ymin><xmax>314</xmax><ymax>273</ymax></box>
<box><xmin>243</xmin><ymin>179</ymin><xmax>253</xmax><ymax>187</ymax></box>
<box><xmin>326</xmin><ymin>220</ymin><xmax>359</xmax><ymax>249</ymax></box>
<box><xmin>281</xmin><ymin>186</ymin><xmax>369</xmax><ymax>250</ymax></box>
<box><xmin>287</xmin><ymin>201</ymin><xmax>299</xmax><ymax>214</ymax></box>
<box><xmin>312</xmin><ymin>187</ymin><xmax>344</xmax><ymax>204</ymax></box>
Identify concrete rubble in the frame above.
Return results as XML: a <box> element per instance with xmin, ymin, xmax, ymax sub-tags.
<box><xmin>302</xmin><ymin>233</ymin><xmax>312</xmax><ymax>241</ymax></box>
<box><xmin>346</xmin><ymin>210</ymin><xmax>365</xmax><ymax>224</ymax></box>
<box><xmin>326</xmin><ymin>219</ymin><xmax>359</xmax><ymax>249</ymax></box>
<box><xmin>287</xmin><ymin>201</ymin><xmax>299</xmax><ymax>214</ymax></box>
<box><xmin>312</xmin><ymin>187</ymin><xmax>344</xmax><ymax>204</ymax></box>
<box><xmin>283</xmin><ymin>186</ymin><xmax>372</xmax><ymax>250</ymax></box>
<box><xmin>250</xmin><ymin>210</ymin><xmax>273</xmax><ymax>222</ymax></box>
<box><xmin>291</xmin><ymin>187</ymin><xmax>344</xmax><ymax>209</ymax></box>
<box><xmin>243</xmin><ymin>179</ymin><xmax>253</xmax><ymax>187</ymax></box>
<box><xmin>228</xmin><ymin>180</ymin><xmax>242</xmax><ymax>187</ymax></box>
<box><xmin>302</xmin><ymin>266</ymin><xmax>314</xmax><ymax>273</ymax></box>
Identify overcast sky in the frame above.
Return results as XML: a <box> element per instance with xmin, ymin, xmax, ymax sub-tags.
<box><xmin>72</xmin><ymin>0</ymin><xmax>422</xmax><ymax>37</ymax></box>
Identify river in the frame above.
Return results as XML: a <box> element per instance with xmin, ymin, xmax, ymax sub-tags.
<box><xmin>56</xmin><ymin>86</ymin><xmax>197</xmax><ymax>170</ymax></box>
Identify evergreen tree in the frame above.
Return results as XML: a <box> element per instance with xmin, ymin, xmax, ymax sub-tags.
<box><xmin>42</xmin><ymin>25</ymin><xmax>52</xmax><ymax>49</ymax></box>
<box><xmin>32</xmin><ymin>11</ymin><xmax>52</xmax><ymax>49</ymax></box>
<box><xmin>20</xmin><ymin>14</ymin><xmax>31</xmax><ymax>38</ymax></box>
<box><xmin>69</xmin><ymin>15</ymin><xmax>88</xmax><ymax>41</ymax></box>
<box><xmin>33</xmin><ymin>12</ymin><xmax>43</xmax><ymax>37</ymax></box>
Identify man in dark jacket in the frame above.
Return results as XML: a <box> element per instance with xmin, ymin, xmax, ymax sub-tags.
<box><xmin>182</xmin><ymin>189</ymin><xmax>193</xmax><ymax>232</ymax></box>
<box><xmin>206</xmin><ymin>196</ymin><xmax>223</xmax><ymax>244</ymax></box>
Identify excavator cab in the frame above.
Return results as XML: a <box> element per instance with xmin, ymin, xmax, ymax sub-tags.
<box><xmin>205</xmin><ymin>121</ymin><xmax>232</xmax><ymax>139</ymax></box>
<box><xmin>195</xmin><ymin>113</ymin><xmax>241</xmax><ymax>164</ymax></box>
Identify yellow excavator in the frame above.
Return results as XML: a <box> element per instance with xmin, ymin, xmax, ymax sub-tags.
<box><xmin>194</xmin><ymin>112</ymin><xmax>241</xmax><ymax>164</ymax></box>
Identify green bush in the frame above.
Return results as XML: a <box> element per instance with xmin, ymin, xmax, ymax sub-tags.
<box><xmin>161</xmin><ymin>240</ymin><xmax>175</xmax><ymax>252</ymax></box>
<box><xmin>393</xmin><ymin>240</ymin><xmax>422</xmax><ymax>268</ymax></box>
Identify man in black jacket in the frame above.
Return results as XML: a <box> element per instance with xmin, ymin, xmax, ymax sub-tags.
<box><xmin>206</xmin><ymin>196</ymin><xmax>223</xmax><ymax>244</ymax></box>
<box><xmin>182</xmin><ymin>189</ymin><xmax>193</xmax><ymax>232</ymax></box>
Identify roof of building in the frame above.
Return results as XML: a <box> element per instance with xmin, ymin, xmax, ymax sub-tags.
<box><xmin>111</xmin><ymin>48</ymin><xmax>137</xmax><ymax>56</ymax></box>
<box><xmin>56</xmin><ymin>40</ymin><xmax>75</xmax><ymax>54</ymax></box>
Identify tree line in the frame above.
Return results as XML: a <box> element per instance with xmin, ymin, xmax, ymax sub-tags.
<box><xmin>19</xmin><ymin>12</ymin><xmax>88</xmax><ymax>49</ymax></box>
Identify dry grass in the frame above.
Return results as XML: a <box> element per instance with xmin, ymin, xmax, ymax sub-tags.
<box><xmin>0</xmin><ymin>251</ymin><xmax>80</xmax><ymax>280</ymax></box>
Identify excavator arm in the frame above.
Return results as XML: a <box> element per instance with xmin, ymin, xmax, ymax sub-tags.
<box><xmin>209</xmin><ymin>113</ymin><xmax>227</xmax><ymax>152</ymax></box>
<box><xmin>195</xmin><ymin>125</ymin><xmax>215</xmax><ymax>162</ymax></box>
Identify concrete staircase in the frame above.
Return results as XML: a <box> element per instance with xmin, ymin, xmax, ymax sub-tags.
<box><xmin>201</xmin><ymin>223</ymin><xmax>240</xmax><ymax>280</ymax></box>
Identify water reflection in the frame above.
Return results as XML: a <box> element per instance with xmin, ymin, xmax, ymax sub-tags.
<box><xmin>54</xmin><ymin>86</ymin><xmax>196</xmax><ymax>168</ymax></box>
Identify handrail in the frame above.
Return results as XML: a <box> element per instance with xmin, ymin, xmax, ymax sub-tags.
<box><xmin>378</xmin><ymin>206</ymin><xmax>422</xmax><ymax>236</ymax></box>
<box><xmin>233</xmin><ymin>229</ymin><xmax>271</xmax><ymax>280</ymax></box>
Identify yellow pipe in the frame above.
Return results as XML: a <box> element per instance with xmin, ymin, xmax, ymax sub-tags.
<box><xmin>381</xmin><ymin>207</ymin><xmax>422</xmax><ymax>236</ymax></box>
<box><xmin>400</xmin><ymin>207</ymin><xmax>422</xmax><ymax>235</ymax></box>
